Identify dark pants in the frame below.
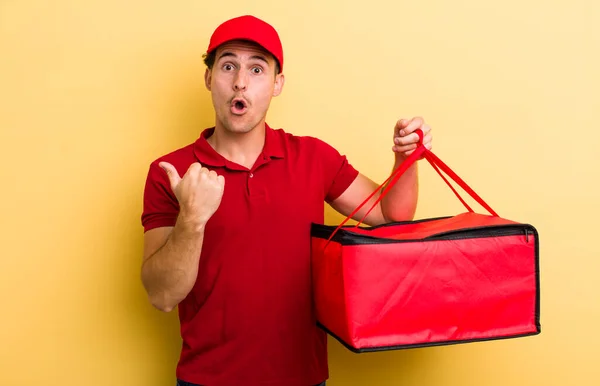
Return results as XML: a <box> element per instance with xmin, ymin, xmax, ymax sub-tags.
<box><xmin>177</xmin><ymin>381</ymin><xmax>326</xmax><ymax>386</ymax></box>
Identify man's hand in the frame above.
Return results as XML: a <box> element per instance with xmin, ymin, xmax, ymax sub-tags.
<box><xmin>159</xmin><ymin>162</ymin><xmax>225</xmax><ymax>228</ymax></box>
<box><xmin>392</xmin><ymin>116</ymin><xmax>433</xmax><ymax>159</ymax></box>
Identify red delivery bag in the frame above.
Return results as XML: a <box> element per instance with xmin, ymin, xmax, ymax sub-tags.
<box><xmin>310</xmin><ymin>130</ymin><xmax>540</xmax><ymax>352</ymax></box>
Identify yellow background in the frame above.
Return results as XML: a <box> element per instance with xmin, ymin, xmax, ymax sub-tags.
<box><xmin>1</xmin><ymin>0</ymin><xmax>598</xmax><ymax>385</ymax></box>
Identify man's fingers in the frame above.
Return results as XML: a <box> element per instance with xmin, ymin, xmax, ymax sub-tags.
<box><xmin>159</xmin><ymin>161</ymin><xmax>182</xmax><ymax>190</ymax></box>
<box><xmin>393</xmin><ymin>143</ymin><xmax>418</xmax><ymax>153</ymax></box>
<box><xmin>423</xmin><ymin>134</ymin><xmax>433</xmax><ymax>149</ymax></box>
<box><xmin>395</xmin><ymin>118</ymin><xmax>409</xmax><ymax>130</ymax></box>
<box><xmin>397</xmin><ymin>117</ymin><xmax>425</xmax><ymax>136</ymax></box>
<box><xmin>187</xmin><ymin>162</ymin><xmax>204</xmax><ymax>174</ymax></box>
<box><xmin>394</xmin><ymin>132</ymin><xmax>421</xmax><ymax>146</ymax></box>
<box><xmin>403</xmin><ymin>118</ymin><xmax>424</xmax><ymax>135</ymax></box>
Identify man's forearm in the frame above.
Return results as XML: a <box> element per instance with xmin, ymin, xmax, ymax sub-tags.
<box><xmin>141</xmin><ymin>219</ymin><xmax>205</xmax><ymax>312</ymax></box>
<box><xmin>380</xmin><ymin>156</ymin><xmax>419</xmax><ymax>222</ymax></box>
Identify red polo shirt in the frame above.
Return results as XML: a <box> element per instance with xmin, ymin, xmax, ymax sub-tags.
<box><xmin>141</xmin><ymin>124</ymin><xmax>359</xmax><ymax>386</ymax></box>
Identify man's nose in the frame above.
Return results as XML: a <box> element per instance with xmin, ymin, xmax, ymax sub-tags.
<box><xmin>233</xmin><ymin>71</ymin><xmax>247</xmax><ymax>91</ymax></box>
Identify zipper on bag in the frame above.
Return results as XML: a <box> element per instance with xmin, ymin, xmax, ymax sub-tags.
<box><xmin>333</xmin><ymin>225</ymin><xmax>535</xmax><ymax>245</ymax></box>
<box><xmin>424</xmin><ymin>226</ymin><xmax>532</xmax><ymax>241</ymax></box>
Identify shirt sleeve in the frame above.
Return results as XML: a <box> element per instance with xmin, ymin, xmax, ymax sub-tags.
<box><xmin>313</xmin><ymin>138</ymin><xmax>360</xmax><ymax>203</ymax></box>
<box><xmin>140</xmin><ymin>161</ymin><xmax>180</xmax><ymax>232</ymax></box>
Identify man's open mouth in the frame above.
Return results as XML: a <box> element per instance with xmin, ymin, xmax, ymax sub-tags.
<box><xmin>231</xmin><ymin>98</ymin><xmax>248</xmax><ymax>115</ymax></box>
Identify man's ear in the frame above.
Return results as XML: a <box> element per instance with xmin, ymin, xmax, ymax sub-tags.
<box><xmin>273</xmin><ymin>73</ymin><xmax>285</xmax><ymax>97</ymax></box>
<box><xmin>204</xmin><ymin>68</ymin><xmax>212</xmax><ymax>91</ymax></box>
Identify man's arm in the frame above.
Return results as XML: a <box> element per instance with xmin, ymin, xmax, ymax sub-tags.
<box><xmin>141</xmin><ymin>161</ymin><xmax>224</xmax><ymax>312</ymax></box>
<box><xmin>330</xmin><ymin>117</ymin><xmax>432</xmax><ymax>226</ymax></box>
<box><xmin>141</xmin><ymin>222</ymin><xmax>204</xmax><ymax>312</ymax></box>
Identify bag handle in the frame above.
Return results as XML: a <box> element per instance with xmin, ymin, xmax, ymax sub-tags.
<box><xmin>325</xmin><ymin>129</ymin><xmax>498</xmax><ymax>243</ymax></box>
<box><xmin>422</xmin><ymin>145</ymin><xmax>498</xmax><ymax>217</ymax></box>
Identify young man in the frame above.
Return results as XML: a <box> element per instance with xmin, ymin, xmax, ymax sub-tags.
<box><xmin>140</xmin><ymin>15</ymin><xmax>433</xmax><ymax>386</ymax></box>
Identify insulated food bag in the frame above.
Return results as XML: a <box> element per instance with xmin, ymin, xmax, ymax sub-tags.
<box><xmin>310</xmin><ymin>130</ymin><xmax>540</xmax><ymax>352</ymax></box>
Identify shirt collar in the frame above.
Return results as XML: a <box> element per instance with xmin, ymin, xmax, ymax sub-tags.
<box><xmin>193</xmin><ymin>123</ymin><xmax>285</xmax><ymax>168</ymax></box>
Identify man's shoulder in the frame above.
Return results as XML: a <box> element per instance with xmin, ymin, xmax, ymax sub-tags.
<box><xmin>270</xmin><ymin>126</ymin><xmax>332</xmax><ymax>151</ymax></box>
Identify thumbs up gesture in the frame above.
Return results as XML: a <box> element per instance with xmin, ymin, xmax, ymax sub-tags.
<box><xmin>159</xmin><ymin>161</ymin><xmax>225</xmax><ymax>227</ymax></box>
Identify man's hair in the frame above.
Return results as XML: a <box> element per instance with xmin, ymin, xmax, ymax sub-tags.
<box><xmin>202</xmin><ymin>50</ymin><xmax>281</xmax><ymax>75</ymax></box>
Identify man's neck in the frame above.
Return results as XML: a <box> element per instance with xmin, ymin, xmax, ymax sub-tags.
<box><xmin>207</xmin><ymin>121</ymin><xmax>266</xmax><ymax>170</ymax></box>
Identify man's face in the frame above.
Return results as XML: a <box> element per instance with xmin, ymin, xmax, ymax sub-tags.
<box><xmin>205</xmin><ymin>40</ymin><xmax>284</xmax><ymax>135</ymax></box>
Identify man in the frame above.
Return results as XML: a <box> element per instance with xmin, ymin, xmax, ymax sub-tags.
<box><xmin>140</xmin><ymin>15</ymin><xmax>432</xmax><ymax>386</ymax></box>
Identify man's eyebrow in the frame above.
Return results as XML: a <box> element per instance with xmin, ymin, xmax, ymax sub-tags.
<box><xmin>249</xmin><ymin>55</ymin><xmax>269</xmax><ymax>64</ymax></box>
<box><xmin>217</xmin><ymin>52</ymin><xmax>237</xmax><ymax>61</ymax></box>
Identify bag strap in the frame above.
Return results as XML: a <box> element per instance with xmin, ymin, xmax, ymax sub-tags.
<box><xmin>425</xmin><ymin>155</ymin><xmax>475</xmax><ymax>214</ymax></box>
<box><xmin>423</xmin><ymin>147</ymin><xmax>498</xmax><ymax>217</ymax></box>
<box><xmin>325</xmin><ymin>129</ymin><xmax>498</xmax><ymax>243</ymax></box>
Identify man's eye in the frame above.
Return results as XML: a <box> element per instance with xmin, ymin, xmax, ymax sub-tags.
<box><xmin>251</xmin><ymin>67</ymin><xmax>262</xmax><ymax>74</ymax></box>
<box><xmin>223</xmin><ymin>64</ymin><xmax>234</xmax><ymax>71</ymax></box>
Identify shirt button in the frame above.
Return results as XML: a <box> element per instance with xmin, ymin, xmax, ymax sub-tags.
<box><xmin>249</xmin><ymin>173</ymin><xmax>254</xmax><ymax>178</ymax></box>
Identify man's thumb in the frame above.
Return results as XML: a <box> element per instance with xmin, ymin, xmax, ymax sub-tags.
<box><xmin>158</xmin><ymin>161</ymin><xmax>181</xmax><ymax>190</ymax></box>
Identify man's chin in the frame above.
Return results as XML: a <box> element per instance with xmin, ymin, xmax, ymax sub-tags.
<box><xmin>223</xmin><ymin>122</ymin><xmax>257</xmax><ymax>134</ymax></box>
<box><xmin>221</xmin><ymin>116</ymin><xmax>263</xmax><ymax>134</ymax></box>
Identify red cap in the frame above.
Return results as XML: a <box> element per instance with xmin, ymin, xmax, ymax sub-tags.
<box><xmin>206</xmin><ymin>15</ymin><xmax>284</xmax><ymax>73</ymax></box>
